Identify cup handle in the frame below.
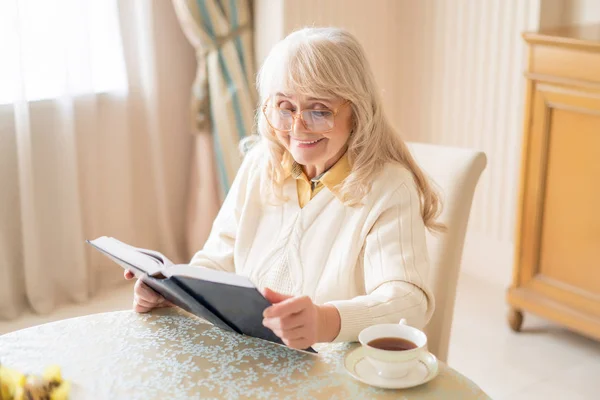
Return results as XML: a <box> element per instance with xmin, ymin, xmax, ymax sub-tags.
<box><xmin>399</xmin><ymin>318</ymin><xmax>407</xmax><ymax>325</ymax></box>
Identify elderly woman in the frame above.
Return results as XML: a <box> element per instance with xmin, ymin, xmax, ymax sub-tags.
<box><xmin>126</xmin><ymin>27</ymin><xmax>443</xmax><ymax>350</ymax></box>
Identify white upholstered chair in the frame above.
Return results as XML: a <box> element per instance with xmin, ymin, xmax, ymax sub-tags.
<box><xmin>407</xmin><ymin>142</ymin><xmax>487</xmax><ymax>363</ymax></box>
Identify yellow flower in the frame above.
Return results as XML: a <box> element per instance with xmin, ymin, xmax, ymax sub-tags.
<box><xmin>43</xmin><ymin>366</ymin><xmax>62</xmax><ymax>384</ymax></box>
<box><xmin>50</xmin><ymin>381</ymin><xmax>71</xmax><ymax>400</ymax></box>
<box><xmin>0</xmin><ymin>366</ymin><xmax>26</xmax><ymax>400</ymax></box>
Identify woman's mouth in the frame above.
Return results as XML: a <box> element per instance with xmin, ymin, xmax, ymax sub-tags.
<box><xmin>292</xmin><ymin>137</ymin><xmax>325</xmax><ymax>148</ymax></box>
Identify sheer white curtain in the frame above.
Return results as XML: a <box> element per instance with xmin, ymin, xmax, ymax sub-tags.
<box><xmin>0</xmin><ymin>0</ymin><xmax>196</xmax><ymax>319</ymax></box>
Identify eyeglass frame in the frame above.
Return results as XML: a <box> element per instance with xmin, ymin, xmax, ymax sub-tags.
<box><xmin>261</xmin><ymin>97</ymin><xmax>351</xmax><ymax>134</ymax></box>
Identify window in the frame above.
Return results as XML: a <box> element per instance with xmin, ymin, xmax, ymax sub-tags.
<box><xmin>0</xmin><ymin>0</ymin><xmax>127</xmax><ymax>104</ymax></box>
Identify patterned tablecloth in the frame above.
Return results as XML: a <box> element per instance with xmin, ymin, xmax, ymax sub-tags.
<box><xmin>0</xmin><ymin>308</ymin><xmax>490</xmax><ymax>399</ymax></box>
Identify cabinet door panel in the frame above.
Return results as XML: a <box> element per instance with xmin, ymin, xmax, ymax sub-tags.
<box><xmin>519</xmin><ymin>84</ymin><xmax>600</xmax><ymax>318</ymax></box>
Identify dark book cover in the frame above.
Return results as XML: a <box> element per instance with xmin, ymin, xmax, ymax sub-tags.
<box><xmin>86</xmin><ymin>237</ymin><xmax>317</xmax><ymax>353</ymax></box>
<box><xmin>172</xmin><ymin>276</ymin><xmax>283</xmax><ymax>344</ymax></box>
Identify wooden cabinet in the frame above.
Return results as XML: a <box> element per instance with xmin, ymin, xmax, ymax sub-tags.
<box><xmin>507</xmin><ymin>24</ymin><xmax>600</xmax><ymax>341</ymax></box>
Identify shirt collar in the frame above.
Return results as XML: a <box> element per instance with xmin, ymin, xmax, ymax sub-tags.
<box><xmin>282</xmin><ymin>152</ymin><xmax>352</xmax><ymax>200</ymax></box>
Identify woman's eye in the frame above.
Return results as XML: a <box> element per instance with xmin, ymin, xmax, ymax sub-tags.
<box><xmin>277</xmin><ymin>101</ymin><xmax>294</xmax><ymax>111</ymax></box>
<box><xmin>312</xmin><ymin>110</ymin><xmax>330</xmax><ymax>118</ymax></box>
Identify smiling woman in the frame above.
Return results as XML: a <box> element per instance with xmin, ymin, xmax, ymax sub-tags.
<box><xmin>129</xmin><ymin>27</ymin><xmax>444</xmax><ymax>350</ymax></box>
<box><xmin>262</xmin><ymin>94</ymin><xmax>352</xmax><ymax>178</ymax></box>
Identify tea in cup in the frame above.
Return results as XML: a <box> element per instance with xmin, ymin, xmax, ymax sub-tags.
<box><xmin>358</xmin><ymin>319</ymin><xmax>428</xmax><ymax>379</ymax></box>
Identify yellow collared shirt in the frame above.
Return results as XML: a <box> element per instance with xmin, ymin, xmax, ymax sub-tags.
<box><xmin>284</xmin><ymin>153</ymin><xmax>351</xmax><ymax>208</ymax></box>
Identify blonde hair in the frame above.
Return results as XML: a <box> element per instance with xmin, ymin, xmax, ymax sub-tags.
<box><xmin>242</xmin><ymin>27</ymin><xmax>444</xmax><ymax>232</ymax></box>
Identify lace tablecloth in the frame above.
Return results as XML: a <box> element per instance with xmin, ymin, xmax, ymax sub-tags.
<box><xmin>0</xmin><ymin>308</ymin><xmax>489</xmax><ymax>399</ymax></box>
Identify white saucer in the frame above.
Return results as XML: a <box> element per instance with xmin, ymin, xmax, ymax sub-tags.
<box><xmin>343</xmin><ymin>347</ymin><xmax>439</xmax><ymax>389</ymax></box>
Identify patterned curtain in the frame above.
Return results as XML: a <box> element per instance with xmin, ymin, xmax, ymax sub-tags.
<box><xmin>172</xmin><ymin>0</ymin><xmax>257</xmax><ymax>255</ymax></box>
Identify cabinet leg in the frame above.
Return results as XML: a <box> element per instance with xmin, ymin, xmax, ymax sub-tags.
<box><xmin>508</xmin><ymin>308</ymin><xmax>524</xmax><ymax>332</ymax></box>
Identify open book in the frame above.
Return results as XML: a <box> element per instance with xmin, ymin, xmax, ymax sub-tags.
<box><xmin>87</xmin><ymin>237</ymin><xmax>316</xmax><ymax>353</ymax></box>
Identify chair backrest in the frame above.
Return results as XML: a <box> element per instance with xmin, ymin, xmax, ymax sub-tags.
<box><xmin>406</xmin><ymin>142</ymin><xmax>487</xmax><ymax>362</ymax></box>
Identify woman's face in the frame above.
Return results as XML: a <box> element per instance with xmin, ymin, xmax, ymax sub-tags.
<box><xmin>269</xmin><ymin>93</ymin><xmax>352</xmax><ymax>170</ymax></box>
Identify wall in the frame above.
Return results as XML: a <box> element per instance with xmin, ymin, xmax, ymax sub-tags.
<box><xmin>254</xmin><ymin>0</ymin><xmax>547</xmax><ymax>287</ymax></box>
<box><xmin>541</xmin><ymin>0</ymin><xmax>600</xmax><ymax>28</ymax></box>
<box><xmin>395</xmin><ymin>0</ymin><xmax>541</xmax><ymax>287</ymax></box>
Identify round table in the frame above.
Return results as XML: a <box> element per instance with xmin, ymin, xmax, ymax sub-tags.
<box><xmin>0</xmin><ymin>308</ymin><xmax>489</xmax><ymax>399</ymax></box>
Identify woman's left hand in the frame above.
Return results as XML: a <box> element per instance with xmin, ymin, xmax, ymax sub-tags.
<box><xmin>261</xmin><ymin>288</ymin><xmax>341</xmax><ymax>349</ymax></box>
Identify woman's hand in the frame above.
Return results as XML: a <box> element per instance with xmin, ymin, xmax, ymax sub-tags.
<box><xmin>261</xmin><ymin>288</ymin><xmax>341</xmax><ymax>349</ymax></box>
<box><xmin>124</xmin><ymin>270</ymin><xmax>173</xmax><ymax>313</ymax></box>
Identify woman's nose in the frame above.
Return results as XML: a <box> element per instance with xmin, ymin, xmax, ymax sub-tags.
<box><xmin>291</xmin><ymin>114</ymin><xmax>308</xmax><ymax>133</ymax></box>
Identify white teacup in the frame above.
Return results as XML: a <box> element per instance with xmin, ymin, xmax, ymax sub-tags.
<box><xmin>358</xmin><ymin>319</ymin><xmax>428</xmax><ymax>379</ymax></box>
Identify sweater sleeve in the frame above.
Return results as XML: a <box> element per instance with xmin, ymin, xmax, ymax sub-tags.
<box><xmin>188</xmin><ymin>146</ymin><xmax>259</xmax><ymax>273</ymax></box>
<box><xmin>326</xmin><ymin>181</ymin><xmax>435</xmax><ymax>342</ymax></box>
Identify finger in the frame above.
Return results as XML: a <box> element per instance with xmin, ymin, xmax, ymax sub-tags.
<box><xmin>157</xmin><ymin>298</ymin><xmax>174</xmax><ymax>308</ymax></box>
<box><xmin>134</xmin><ymin>295</ymin><xmax>158</xmax><ymax>309</ymax></box>
<box><xmin>263</xmin><ymin>296</ymin><xmax>311</xmax><ymax>318</ymax></box>
<box><xmin>284</xmin><ymin>338</ymin><xmax>312</xmax><ymax>350</ymax></box>
<box><xmin>272</xmin><ymin>325</ymin><xmax>306</xmax><ymax>341</ymax></box>
<box><xmin>160</xmin><ymin>297</ymin><xmax>175</xmax><ymax>307</ymax></box>
<box><xmin>124</xmin><ymin>270</ymin><xmax>135</xmax><ymax>280</ymax></box>
<box><xmin>262</xmin><ymin>287</ymin><xmax>293</xmax><ymax>304</ymax></box>
<box><xmin>263</xmin><ymin>312</ymin><xmax>305</xmax><ymax>332</ymax></box>
<box><xmin>132</xmin><ymin>299</ymin><xmax>153</xmax><ymax>313</ymax></box>
<box><xmin>135</xmin><ymin>280</ymin><xmax>163</xmax><ymax>303</ymax></box>
<box><xmin>162</xmin><ymin>300</ymin><xmax>175</xmax><ymax>307</ymax></box>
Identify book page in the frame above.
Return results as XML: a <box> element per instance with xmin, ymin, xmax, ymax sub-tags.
<box><xmin>107</xmin><ymin>238</ymin><xmax>173</xmax><ymax>267</ymax></box>
<box><xmin>133</xmin><ymin>248</ymin><xmax>173</xmax><ymax>267</ymax></box>
<box><xmin>164</xmin><ymin>265</ymin><xmax>256</xmax><ymax>289</ymax></box>
<box><xmin>88</xmin><ymin>236</ymin><xmax>164</xmax><ymax>276</ymax></box>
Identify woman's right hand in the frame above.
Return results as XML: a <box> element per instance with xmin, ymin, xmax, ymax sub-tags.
<box><xmin>124</xmin><ymin>270</ymin><xmax>173</xmax><ymax>313</ymax></box>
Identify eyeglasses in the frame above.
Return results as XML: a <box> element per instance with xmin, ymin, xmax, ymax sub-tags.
<box><xmin>262</xmin><ymin>98</ymin><xmax>350</xmax><ymax>134</ymax></box>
